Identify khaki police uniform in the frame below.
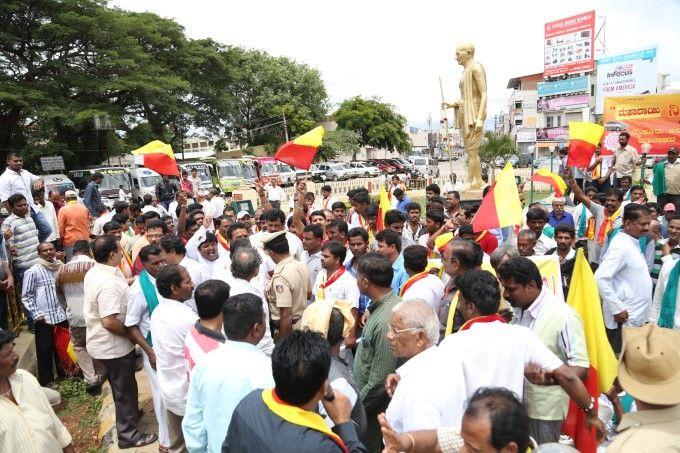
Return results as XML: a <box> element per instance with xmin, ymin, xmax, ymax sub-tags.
<box><xmin>608</xmin><ymin>404</ymin><xmax>680</xmax><ymax>452</ymax></box>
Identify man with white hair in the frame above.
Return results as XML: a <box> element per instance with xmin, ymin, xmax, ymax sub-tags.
<box><xmin>548</xmin><ymin>197</ymin><xmax>575</xmax><ymax>228</ymax></box>
<box><xmin>384</xmin><ymin>299</ymin><xmax>466</xmax><ymax>433</ymax></box>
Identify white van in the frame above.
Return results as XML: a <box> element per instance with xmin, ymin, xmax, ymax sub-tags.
<box><xmin>411</xmin><ymin>156</ymin><xmax>439</xmax><ymax>177</ymax></box>
<box><xmin>41</xmin><ymin>174</ymin><xmax>76</xmax><ymax>197</ymax></box>
<box><xmin>130</xmin><ymin>167</ymin><xmax>162</xmax><ymax>200</ymax></box>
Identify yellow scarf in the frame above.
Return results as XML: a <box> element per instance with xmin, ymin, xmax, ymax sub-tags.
<box><xmin>444</xmin><ymin>291</ymin><xmax>460</xmax><ymax>337</ymax></box>
<box><xmin>261</xmin><ymin>389</ymin><xmax>347</xmax><ymax>453</ymax></box>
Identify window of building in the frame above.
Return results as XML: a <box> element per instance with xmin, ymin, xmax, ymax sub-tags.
<box><xmin>191</xmin><ymin>142</ymin><xmax>199</xmax><ymax>149</ymax></box>
<box><xmin>514</xmin><ymin>118</ymin><xmax>523</xmax><ymax>126</ymax></box>
<box><xmin>200</xmin><ymin>141</ymin><xmax>207</xmax><ymax>148</ymax></box>
<box><xmin>514</xmin><ymin>101</ymin><xmax>523</xmax><ymax>109</ymax></box>
<box><xmin>546</xmin><ymin>116</ymin><xmax>554</xmax><ymax>128</ymax></box>
<box><xmin>557</xmin><ymin>116</ymin><xmax>562</xmax><ymax>127</ymax></box>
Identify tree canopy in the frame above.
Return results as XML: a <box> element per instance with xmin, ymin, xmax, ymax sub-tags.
<box><xmin>333</xmin><ymin>96</ymin><xmax>411</xmax><ymax>154</ymax></box>
<box><xmin>0</xmin><ymin>0</ymin><xmax>328</xmax><ymax>171</ymax></box>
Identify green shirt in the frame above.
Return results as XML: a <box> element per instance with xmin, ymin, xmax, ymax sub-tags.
<box><xmin>353</xmin><ymin>291</ymin><xmax>401</xmax><ymax>416</ymax></box>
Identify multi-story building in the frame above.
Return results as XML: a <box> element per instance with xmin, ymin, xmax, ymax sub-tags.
<box><xmin>506</xmin><ymin>73</ymin><xmax>543</xmax><ymax>154</ymax></box>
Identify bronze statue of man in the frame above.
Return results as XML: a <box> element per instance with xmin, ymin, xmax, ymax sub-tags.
<box><xmin>443</xmin><ymin>43</ymin><xmax>487</xmax><ymax>190</ymax></box>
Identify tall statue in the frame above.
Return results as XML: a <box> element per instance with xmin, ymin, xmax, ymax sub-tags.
<box><xmin>443</xmin><ymin>43</ymin><xmax>487</xmax><ymax>190</ymax></box>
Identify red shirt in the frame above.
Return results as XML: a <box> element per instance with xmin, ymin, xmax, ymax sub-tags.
<box><xmin>476</xmin><ymin>230</ymin><xmax>498</xmax><ymax>255</ymax></box>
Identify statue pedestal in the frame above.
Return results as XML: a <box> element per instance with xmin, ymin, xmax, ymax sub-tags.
<box><xmin>459</xmin><ymin>188</ymin><xmax>484</xmax><ymax>205</ymax></box>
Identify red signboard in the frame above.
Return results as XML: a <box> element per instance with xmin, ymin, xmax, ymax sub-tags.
<box><xmin>544</xmin><ymin>11</ymin><xmax>595</xmax><ymax>77</ymax></box>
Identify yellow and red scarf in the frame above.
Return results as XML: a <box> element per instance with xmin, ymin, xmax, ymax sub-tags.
<box><xmin>216</xmin><ymin>231</ymin><xmax>230</xmax><ymax>252</ymax></box>
<box><xmin>400</xmin><ymin>271</ymin><xmax>429</xmax><ymax>297</ymax></box>
<box><xmin>119</xmin><ymin>247</ymin><xmax>133</xmax><ymax>278</ymax></box>
<box><xmin>458</xmin><ymin>313</ymin><xmax>507</xmax><ymax>331</ymax></box>
<box><xmin>588</xmin><ymin>206</ymin><xmax>622</xmax><ymax>245</ymax></box>
<box><xmin>262</xmin><ymin>389</ymin><xmax>348</xmax><ymax>453</ymax></box>
<box><xmin>317</xmin><ymin>266</ymin><xmax>346</xmax><ymax>301</ymax></box>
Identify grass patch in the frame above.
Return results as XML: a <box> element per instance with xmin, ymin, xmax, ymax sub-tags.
<box><xmin>56</xmin><ymin>377</ymin><xmax>103</xmax><ymax>450</ymax></box>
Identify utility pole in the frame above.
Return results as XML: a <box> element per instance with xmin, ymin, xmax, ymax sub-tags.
<box><xmin>282</xmin><ymin>112</ymin><xmax>290</xmax><ymax>142</ymax></box>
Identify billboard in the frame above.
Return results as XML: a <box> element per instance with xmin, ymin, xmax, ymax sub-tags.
<box><xmin>595</xmin><ymin>46</ymin><xmax>658</xmax><ymax>114</ymax></box>
<box><xmin>537</xmin><ymin>75</ymin><xmax>589</xmax><ymax>97</ymax></box>
<box><xmin>544</xmin><ymin>11</ymin><xmax>595</xmax><ymax>77</ymax></box>
<box><xmin>537</xmin><ymin>94</ymin><xmax>590</xmax><ymax>111</ymax></box>
<box><xmin>602</xmin><ymin>94</ymin><xmax>680</xmax><ymax>155</ymax></box>
<box><xmin>536</xmin><ymin>127</ymin><xmax>569</xmax><ymax>142</ymax></box>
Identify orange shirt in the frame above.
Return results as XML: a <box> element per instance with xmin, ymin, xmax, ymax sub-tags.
<box><xmin>57</xmin><ymin>202</ymin><xmax>90</xmax><ymax>246</ymax></box>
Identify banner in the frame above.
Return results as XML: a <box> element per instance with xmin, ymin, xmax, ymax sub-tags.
<box><xmin>481</xmin><ymin>255</ymin><xmax>564</xmax><ymax>302</ymax></box>
<box><xmin>596</xmin><ymin>46</ymin><xmax>658</xmax><ymax>114</ymax></box>
<box><xmin>538</xmin><ymin>94</ymin><xmax>590</xmax><ymax>111</ymax></box>
<box><xmin>537</xmin><ymin>127</ymin><xmax>569</xmax><ymax>142</ymax></box>
<box><xmin>537</xmin><ymin>76</ymin><xmax>589</xmax><ymax>97</ymax></box>
<box><xmin>602</xmin><ymin>94</ymin><xmax>680</xmax><ymax>155</ymax></box>
<box><xmin>544</xmin><ymin>11</ymin><xmax>595</xmax><ymax>77</ymax></box>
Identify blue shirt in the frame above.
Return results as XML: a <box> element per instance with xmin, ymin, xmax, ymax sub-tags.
<box><xmin>391</xmin><ymin>254</ymin><xmax>409</xmax><ymax>295</ymax></box>
<box><xmin>348</xmin><ymin>258</ymin><xmax>370</xmax><ymax>316</ymax></box>
<box><xmin>548</xmin><ymin>211</ymin><xmax>575</xmax><ymax>228</ymax></box>
<box><xmin>396</xmin><ymin>196</ymin><xmax>412</xmax><ymax>213</ymax></box>
<box><xmin>83</xmin><ymin>181</ymin><xmax>101</xmax><ymax>215</ymax></box>
<box><xmin>183</xmin><ymin>340</ymin><xmax>274</xmax><ymax>453</ymax></box>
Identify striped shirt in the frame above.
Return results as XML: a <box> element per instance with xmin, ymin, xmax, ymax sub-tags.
<box><xmin>0</xmin><ymin>369</ymin><xmax>72</xmax><ymax>452</ymax></box>
<box><xmin>651</xmin><ymin>239</ymin><xmax>680</xmax><ymax>287</ymax></box>
<box><xmin>183</xmin><ymin>321</ymin><xmax>225</xmax><ymax>372</ymax></box>
<box><xmin>22</xmin><ymin>262</ymin><xmax>66</xmax><ymax>325</ymax></box>
<box><xmin>1</xmin><ymin>213</ymin><xmax>38</xmax><ymax>269</ymax></box>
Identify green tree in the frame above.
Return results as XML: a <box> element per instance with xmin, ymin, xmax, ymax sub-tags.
<box><xmin>316</xmin><ymin>129</ymin><xmax>360</xmax><ymax>161</ymax></box>
<box><xmin>478</xmin><ymin>131</ymin><xmax>516</xmax><ymax>181</ymax></box>
<box><xmin>333</xmin><ymin>96</ymin><xmax>411</xmax><ymax>154</ymax></box>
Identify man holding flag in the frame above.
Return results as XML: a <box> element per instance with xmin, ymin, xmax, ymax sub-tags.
<box><xmin>497</xmin><ymin>257</ymin><xmax>589</xmax><ymax>445</ymax></box>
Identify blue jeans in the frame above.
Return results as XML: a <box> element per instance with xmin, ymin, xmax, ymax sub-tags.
<box><xmin>30</xmin><ymin>207</ymin><xmax>52</xmax><ymax>243</ymax></box>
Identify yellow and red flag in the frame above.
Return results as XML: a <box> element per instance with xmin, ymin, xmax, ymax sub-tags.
<box><xmin>132</xmin><ymin>140</ymin><xmax>179</xmax><ymax>176</ymax></box>
<box><xmin>562</xmin><ymin>248</ymin><xmax>618</xmax><ymax>452</ymax></box>
<box><xmin>567</xmin><ymin>122</ymin><xmax>604</xmax><ymax>168</ymax></box>
<box><xmin>274</xmin><ymin>126</ymin><xmax>324</xmax><ymax>170</ymax></box>
<box><xmin>471</xmin><ymin>163</ymin><xmax>523</xmax><ymax>233</ymax></box>
<box><xmin>530</xmin><ymin>169</ymin><xmax>567</xmax><ymax>196</ymax></box>
<box><xmin>377</xmin><ymin>186</ymin><xmax>392</xmax><ymax>231</ymax></box>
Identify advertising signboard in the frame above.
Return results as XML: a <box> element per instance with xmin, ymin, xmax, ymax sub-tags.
<box><xmin>536</xmin><ymin>127</ymin><xmax>569</xmax><ymax>142</ymax></box>
<box><xmin>537</xmin><ymin>94</ymin><xmax>590</xmax><ymax>111</ymax></box>
<box><xmin>537</xmin><ymin>76</ymin><xmax>589</xmax><ymax>97</ymax></box>
<box><xmin>516</xmin><ymin>130</ymin><xmax>537</xmax><ymax>143</ymax></box>
<box><xmin>602</xmin><ymin>94</ymin><xmax>680</xmax><ymax>155</ymax></box>
<box><xmin>544</xmin><ymin>11</ymin><xmax>595</xmax><ymax>77</ymax></box>
<box><xmin>595</xmin><ymin>46</ymin><xmax>658</xmax><ymax>114</ymax></box>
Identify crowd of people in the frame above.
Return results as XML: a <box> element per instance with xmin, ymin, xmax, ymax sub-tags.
<box><xmin>1</xmin><ymin>142</ymin><xmax>680</xmax><ymax>453</ymax></box>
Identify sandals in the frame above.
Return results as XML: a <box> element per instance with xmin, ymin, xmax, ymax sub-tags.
<box><xmin>118</xmin><ymin>433</ymin><xmax>158</xmax><ymax>449</ymax></box>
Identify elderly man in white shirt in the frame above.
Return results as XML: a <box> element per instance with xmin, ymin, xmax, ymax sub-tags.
<box><xmin>385</xmin><ymin>300</ymin><xmax>463</xmax><ymax>433</ymax></box>
<box><xmin>228</xmin><ymin>245</ymin><xmax>275</xmax><ymax>356</ymax></box>
<box><xmin>651</xmin><ymin>245</ymin><xmax>680</xmax><ymax>330</ymax></box>
<box><xmin>526</xmin><ymin>207</ymin><xmax>556</xmax><ymax>255</ymax></box>
<box><xmin>400</xmin><ymin>245</ymin><xmax>445</xmax><ymax>312</ymax></box>
<box><xmin>595</xmin><ymin>203</ymin><xmax>653</xmax><ymax>354</ymax></box>
<box><xmin>150</xmin><ymin>264</ymin><xmax>199</xmax><ymax>453</ymax></box>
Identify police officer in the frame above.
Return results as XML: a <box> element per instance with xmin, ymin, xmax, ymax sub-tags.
<box><xmin>261</xmin><ymin>230</ymin><xmax>310</xmax><ymax>340</ymax></box>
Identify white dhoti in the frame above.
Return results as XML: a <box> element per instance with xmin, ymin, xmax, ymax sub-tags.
<box><xmin>143</xmin><ymin>352</ymin><xmax>170</xmax><ymax>447</ymax></box>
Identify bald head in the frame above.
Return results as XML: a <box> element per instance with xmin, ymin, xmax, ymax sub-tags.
<box><xmin>392</xmin><ymin>299</ymin><xmax>439</xmax><ymax>346</ymax></box>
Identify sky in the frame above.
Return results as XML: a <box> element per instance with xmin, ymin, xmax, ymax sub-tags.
<box><xmin>112</xmin><ymin>0</ymin><xmax>680</xmax><ymax>130</ymax></box>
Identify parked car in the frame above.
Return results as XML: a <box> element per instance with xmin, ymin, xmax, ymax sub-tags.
<box><xmin>393</xmin><ymin>157</ymin><xmax>415</xmax><ymax>172</ymax></box>
<box><xmin>309</xmin><ymin>163</ymin><xmax>351</xmax><ymax>181</ymax></box>
<box><xmin>533</xmin><ymin>156</ymin><xmax>558</xmax><ymax>171</ymax></box>
<box><xmin>382</xmin><ymin>158</ymin><xmax>409</xmax><ymax>174</ymax></box>
<box><xmin>368</xmin><ymin>159</ymin><xmax>396</xmax><ymax>174</ymax></box>
<box><xmin>411</xmin><ymin>156</ymin><xmax>439</xmax><ymax>177</ymax></box>
<box><xmin>338</xmin><ymin>162</ymin><xmax>362</xmax><ymax>178</ymax></box>
<box><xmin>347</xmin><ymin>161</ymin><xmax>380</xmax><ymax>178</ymax></box>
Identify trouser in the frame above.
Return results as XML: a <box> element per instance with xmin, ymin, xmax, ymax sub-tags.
<box><xmin>657</xmin><ymin>193</ymin><xmax>680</xmax><ymax>211</ymax></box>
<box><xmin>30</xmin><ymin>207</ymin><xmax>52</xmax><ymax>243</ymax></box>
<box><xmin>12</xmin><ymin>268</ymin><xmax>32</xmax><ymax>329</ymax></box>
<box><xmin>0</xmin><ymin>291</ymin><xmax>7</xmax><ymax>330</ymax></box>
<box><xmin>606</xmin><ymin>325</ymin><xmax>623</xmax><ymax>356</ymax></box>
<box><xmin>69</xmin><ymin>326</ymin><xmax>105</xmax><ymax>385</ymax></box>
<box><xmin>143</xmin><ymin>351</ymin><xmax>169</xmax><ymax>447</ymax></box>
<box><xmin>528</xmin><ymin>418</ymin><xmax>563</xmax><ymax>445</ymax></box>
<box><xmin>166</xmin><ymin>410</ymin><xmax>186</xmax><ymax>453</ymax></box>
<box><xmin>35</xmin><ymin>320</ymin><xmax>68</xmax><ymax>385</ymax></box>
<box><xmin>98</xmin><ymin>350</ymin><xmax>142</xmax><ymax>445</ymax></box>
<box><xmin>365</xmin><ymin>410</ymin><xmax>384</xmax><ymax>453</ymax></box>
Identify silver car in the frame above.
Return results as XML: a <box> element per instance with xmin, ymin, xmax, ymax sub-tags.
<box><xmin>310</xmin><ymin>163</ymin><xmax>350</xmax><ymax>181</ymax></box>
<box><xmin>348</xmin><ymin>161</ymin><xmax>380</xmax><ymax>178</ymax></box>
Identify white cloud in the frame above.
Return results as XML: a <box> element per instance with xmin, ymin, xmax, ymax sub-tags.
<box><xmin>112</xmin><ymin>0</ymin><xmax>680</xmax><ymax>129</ymax></box>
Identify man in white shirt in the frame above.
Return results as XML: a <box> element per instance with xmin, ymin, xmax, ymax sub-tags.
<box><xmin>301</xmin><ymin>224</ymin><xmax>323</xmax><ymax>292</ymax></box>
<box><xmin>603</xmin><ymin>132</ymin><xmax>639</xmax><ymax>188</ymax></box>
<box><xmin>431</xmin><ymin>269</ymin><xmax>604</xmax><ymax>438</ymax></box>
<box><xmin>91</xmin><ymin>204</ymin><xmax>113</xmax><ymax>236</ymax></box>
<box><xmin>33</xmin><ymin>188</ymin><xmax>60</xmax><ymax>244</ymax></box>
<box><xmin>259</xmin><ymin>208</ymin><xmax>303</xmax><ymax>260</ymax></box>
<box><xmin>313</xmin><ymin>240</ymin><xmax>360</xmax><ymax>347</ymax></box>
<box><xmin>229</xmin><ymin>245</ymin><xmax>275</xmax><ymax>356</ymax></box>
<box><xmin>159</xmin><ymin>235</ymin><xmax>206</xmax><ymax>314</ymax></box>
<box><xmin>83</xmin><ymin>235</ymin><xmax>157</xmax><ymax>448</ymax></box>
<box><xmin>264</xmin><ymin>178</ymin><xmax>285</xmax><ymax>210</ymax></box>
<box><xmin>402</xmin><ymin>202</ymin><xmax>424</xmax><ymax>248</ymax></box>
<box><xmin>317</xmin><ymin>185</ymin><xmax>338</xmax><ymax>211</ymax></box>
<box><xmin>385</xmin><ymin>300</ymin><xmax>461</xmax><ymax>433</ymax></box>
<box><xmin>0</xmin><ymin>151</ymin><xmax>52</xmax><ymax>242</ymax></box>
<box><xmin>182</xmin><ymin>293</ymin><xmax>273</xmax><ymax>453</ymax></box>
<box><xmin>187</xmin><ymin>168</ymin><xmax>202</xmax><ymax>197</ymax></box>
<box><xmin>150</xmin><ymin>264</ymin><xmax>198</xmax><ymax>453</ymax></box>
<box><xmin>498</xmin><ymin>256</ymin><xmax>589</xmax><ymax>444</ymax></box>
<box><xmin>207</xmin><ymin>188</ymin><xmax>226</xmax><ymax>219</ymax></box>
<box><xmin>400</xmin><ymin>245</ymin><xmax>444</xmax><ymax>311</ymax></box>
<box><xmin>124</xmin><ymin>245</ymin><xmax>169</xmax><ymax>450</ymax></box>
<box><xmin>595</xmin><ymin>203</ymin><xmax>653</xmax><ymax>354</ymax></box>
<box><xmin>526</xmin><ymin>207</ymin><xmax>556</xmax><ymax>255</ymax></box>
